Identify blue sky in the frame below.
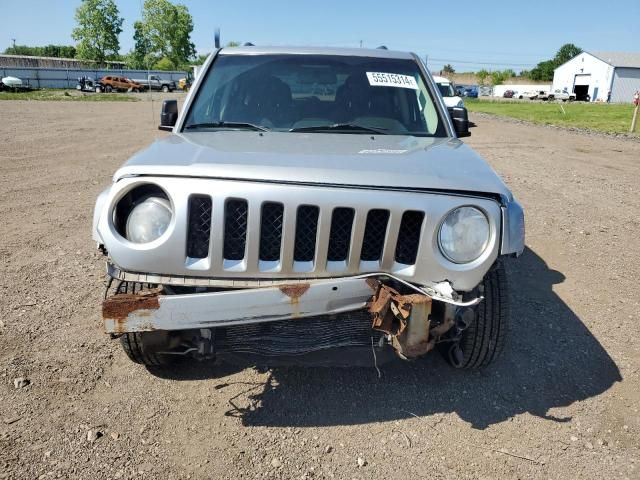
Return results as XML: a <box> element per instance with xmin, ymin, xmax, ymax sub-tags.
<box><xmin>1</xmin><ymin>0</ymin><xmax>638</xmax><ymax>72</ymax></box>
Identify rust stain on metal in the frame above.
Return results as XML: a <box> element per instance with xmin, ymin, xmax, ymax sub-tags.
<box><xmin>279</xmin><ymin>284</ymin><xmax>310</xmax><ymax>303</ymax></box>
<box><xmin>102</xmin><ymin>290</ymin><xmax>161</xmax><ymax>334</ymax></box>
<box><xmin>369</xmin><ymin>283</ymin><xmax>442</xmax><ymax>359</ymax></box>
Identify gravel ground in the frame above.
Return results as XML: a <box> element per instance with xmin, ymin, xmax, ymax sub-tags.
<box><xmin>0</xmin><ymin>100</ymin><xmax>639</xmax><ymax>480</ymax></box>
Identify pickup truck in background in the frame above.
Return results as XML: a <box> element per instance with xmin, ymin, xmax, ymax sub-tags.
<box><xmin>131</xmin><ymin>75</ymin><xmax>177</xmax><ymax>92</ymax></box>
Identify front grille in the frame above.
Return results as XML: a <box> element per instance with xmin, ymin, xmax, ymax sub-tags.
<box><xmin>327</xmin><ymin>208</ymin><xmax>355</xmax><ymax>261</ymax></box>
<box><xmin>187</xmin><ymin>196</ymin><xmax>426</xmax><ymax>271</ymax></box>
<box><xmin>223</xmin><ymin>199</ymin><xmax>248</xmax><ymax>260</ymax></box>
<box><xmin>294</xmin><ymin>205</ymin><xmax>319</xmax><ymax>262</ymax></box>
<box><xmin>395</xmin><ymin>210</ymin><xmax>425</xmax><ymax>265</ymax></box>
<box><xmin>186</xmin><ymin>196</ymin><xmax>212</xmax><ymax>259</ymax></box>
<box><xmin>360</xmin><ymin>209</ymin><xmax>389</xmax><ymax>261</ymax></box>
<box><xmin>259</xmin><ymin>202</ymin><xmax>284</xmax><ymax>261</ymax></box>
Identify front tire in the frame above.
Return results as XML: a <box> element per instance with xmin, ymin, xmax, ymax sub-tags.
<box><xmin>121</xmin><ymin>332</ymin><xmax>172</xmax><ymax>366</ymax></box>
<box><xmin>440</xmin><ymin>262</ymin><xmax>509</xmax><ymax>369</ymax></box>
<box><xmin>162</xmin><ymin>85</ymin><xmax>169</xmax><ymax>93</ymax></box>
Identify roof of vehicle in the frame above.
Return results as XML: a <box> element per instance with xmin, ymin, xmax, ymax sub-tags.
<box><xmin>219</xmin><ymin>45</ymin><xmax>416</xmax><ymax>60</ymax></box>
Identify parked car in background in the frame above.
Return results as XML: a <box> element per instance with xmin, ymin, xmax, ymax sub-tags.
<box><xmin>463</xmin><ymin>86</ymin><xmax>478</xmax><ymax>98</ymax></box>
<box><xmin>76</xmin><ymin>76</ymin><xmax>103</xmax><ymax>93</ymax></box>
<box><xmin>536</xmin><ymin>90</ymin><xmax>550</xmax><ymax>101</ymax></box>
<box><xmin>503</xmin><ymin>89</ymin><xmax>515</xmax><ymax>98</ymax></box>
<box><xmin>132</xmin><ymin>75</ymin><xmax>176</xmax><ymax>92</ymax></box>
<box><xmin>515</xmin><ymin>90</ymin><xmax>538</xmax><ymax>100</ymax></box>
<box><xmin>433</xmin><ymin>75</ymin><xmax>464</xmax><ymax>107</ymax></box>
<box><xmin>549</xmin><ymin>89</ymin><xmax>576</xmax><ymax>102</ymax></box>
<box><xmin>99</xmin><ymin>76</ymin><xmax>143</xmax><ymax>93</ymax></box>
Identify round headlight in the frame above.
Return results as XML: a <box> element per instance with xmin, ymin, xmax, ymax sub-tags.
<box><xmin>125</xmin><ymin>196</ymin><xmax>172</xmax><ymax>243</ymax></box>
<box><xmin>456</xmin><ymin>98</ymin><xmax>465</xmax><ymax>107</ymax></box>
<box><xmin>438</xmin><ymin>206</ymin><xmax>489</xmax><ymax>263</ymax></box>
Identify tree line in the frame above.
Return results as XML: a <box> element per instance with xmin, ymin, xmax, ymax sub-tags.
<box><xmin>440</xmin><ymin>43</ymin><xmax>583</xmax><ymax>84</ymax></box>
<box><xmin>3</xmin><ymin>0</ymin><xmax>202</xmax><ymax>71</ymax></box>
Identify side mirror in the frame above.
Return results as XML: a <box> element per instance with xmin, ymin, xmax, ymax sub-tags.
<box><xmin>448</xmin><ymin>106</ymin><xmax>470</xmax><ymax>138</ymax></box>
<box><xmin>159</xmin><ymin>99</ymin><xmax>178</xmax><ymax>131</ymax></box>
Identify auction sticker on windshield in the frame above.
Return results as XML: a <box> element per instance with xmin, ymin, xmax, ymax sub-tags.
<box><xmin>366</xmin><ymin>72</ymin><xmax>418</xmax><ymax>89</ymax></box>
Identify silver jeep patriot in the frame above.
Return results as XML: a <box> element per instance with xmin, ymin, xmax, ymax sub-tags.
<box><xmin>93</xmin><ymin>46</ymin><xmax>524</xmax><ymax>369</ymax></box>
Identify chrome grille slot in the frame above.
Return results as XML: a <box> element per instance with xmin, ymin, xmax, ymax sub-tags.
<box><xmin>223</xmin><ymin>199</ymin><xmax>248</xmax><ymax>260</ymax></box>
<box><xmin>327</xmin><ymin>207</ymin><xmax>355</xmax><ymax>261</ymax></box>
<box><xmin>360</xmin><ymin>209</ymin><xmax>390</xmax><ymax>261</ymax></box>
<box><xmin>259</xmin><ymin>202</ymin><xmax>284</xmax><ymax>262</ymax></box>
<box><xmin>394</xmin><ymin>210</ymin><xmax>425</xmax><ymax>265</ymax></box>
<box><xmin>293</xmin><ymin>205</ymin><xmax>319</xmax><ymax>262</ymax></box>
<box><xmin>186</xmin><ymin>196</ymin><xmax>212</xmax><ymax>259</ymax></box>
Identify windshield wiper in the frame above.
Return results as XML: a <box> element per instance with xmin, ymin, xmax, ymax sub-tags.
<box><xmin>289</xmin><ymin>123</ymin><xmax>389</xmax><ymax>135</ymax></box>
<box><xmin>184</xmin><ymin>121</ymin><xmax>270</xmax><ymax>132</ymax></box>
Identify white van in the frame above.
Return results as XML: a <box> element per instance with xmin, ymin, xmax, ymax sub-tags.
<box><xmin>433</xmin><ymin>75</ymin><xmax>464</xmax><ymax>108</ymax></box>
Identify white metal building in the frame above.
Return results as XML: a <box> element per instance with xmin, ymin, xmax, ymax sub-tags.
<box><xmin>552</xmin><ymin>51</ymin><xmax>640</xmax><ymax>103</ymax></box>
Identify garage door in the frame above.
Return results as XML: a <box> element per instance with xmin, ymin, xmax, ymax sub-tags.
<box><xmin>574</xmin><ymin>74</ymin><xmax>591</xmax><ymax>86</ymax></box>
<box><xmin>611</xmin><ymin>68</ymin><xmax>640</xmax><ymax>103</ymax></box>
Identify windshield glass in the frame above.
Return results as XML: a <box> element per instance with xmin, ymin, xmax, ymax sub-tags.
<box><xmin>184</xmin><ymin>54</ymin><xmax>444</xmax><ymax>136</ymax></box>
<box><xmin>437</xmin><ymin>82</ymin><xmax>455</xmax><ymax>97</ymax></box>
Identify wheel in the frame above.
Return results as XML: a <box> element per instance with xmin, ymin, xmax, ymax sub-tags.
<box><xmin>95</xmin><ymin>86</ymin><xmax>102</xmax><ymax>93</ymax></box>
<box><xmin>162</xmin><ymin>85</ymin><xmax>169</xmax><ymax>93</ymax></box>
<box><xmin>105</xmin><ymin>85</ymin><xmax>113</xmax><ymax>93</ymax></box>
<box><xmin>439</xmin><ymin>262</ymin><xmax>509</xmax><ymax>369</ymax></box>
<box><xmin>120</xmin><ymin>332</ymin><xmax>174</xmax><ymax>366</ymax></box>
<box><xmin>548</xmin><ymin>95</ymin><xmax>554</xmax><ymax>101</ymax></box>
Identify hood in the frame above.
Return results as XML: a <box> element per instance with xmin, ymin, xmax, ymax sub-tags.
<box><xmin>114</xmin><ymin>132</ymin><xmax>511</xmax><ymax>198</ymax></box>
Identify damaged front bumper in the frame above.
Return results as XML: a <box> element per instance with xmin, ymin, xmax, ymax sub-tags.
<box><xmin>103</xmin><ymin>272</ymin><xmax>482</xmax><ymax>360</ymax></box>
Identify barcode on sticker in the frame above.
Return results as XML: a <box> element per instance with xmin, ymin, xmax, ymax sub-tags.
<box><xmin>366</xmin><ymin>72</ymin><xmax>418</xmax><ymax>89</ymax></box>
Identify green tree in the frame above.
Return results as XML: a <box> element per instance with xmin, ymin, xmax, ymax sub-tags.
<box><xmin>554</xmin><ymin>43</ymin><xmax>582</xmax><ymax>65</ymax></box>
<box><xmin>476</xmin><ymin>69</ymin><xmax>489</xmax><ymax>85</ymax></box>
<box><xmin>489</xmin><ymin>70</ymin><xmax>509</xmax><ymax>86</ymax></box>
<box><xmin>442</xmin><ymin>64</ymin><xmax>455</xmax><ymax>74</ymax></box>
<box><xmin>137</xmin><ymin>0</ymin><xmax>196</xmax><ymax>68</ymax></box>
<box><xmin>529</xmin><ymin>60</ymin><xmax>556</xmax><ymax>81</ymax></box>
<box><xmin>528</xmin><ymin>43</ymin><xmax>583</xmax><ymax>82</ymax></box>
<box><xmin>154</xmin><ymin>56</ymin><xmax>176</xmax><ymax>70</ymax></box>
<box><xmin>72</xmin><ymin>0</ymin><xmax>123</xmax><ymax>64</ymax></box>
<box><xmin>192</xmin><ymin>53</ymin><xmax>210</xmax><ymax>65</ymax></box>
<box><xmin>4</xmin><ymin>44</ymin><xmax>76</xmax><ymax>58</ymax></box>
<box><xmin>127</xmin><ymin>21</ymin><xmax>153</xmax><ymax>69</ymax></box>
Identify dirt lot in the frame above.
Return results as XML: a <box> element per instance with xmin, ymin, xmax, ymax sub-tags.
<box><xmin>1</xmin><ymin>100</ymin><xmax>639</xmax><ymax>480</ymax></box>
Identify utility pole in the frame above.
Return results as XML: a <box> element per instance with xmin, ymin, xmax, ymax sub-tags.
<box><xmin>11</xmin><ymin>38</ymin><xmax>16</xmax><ymax>49</ymax></box>
<box><xmin>359</xmin><ymin>40</ymin><xmax>363</xmax><ymax>48</ymax></box>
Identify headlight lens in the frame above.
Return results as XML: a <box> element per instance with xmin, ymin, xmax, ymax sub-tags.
<box><xmin>439</xmin><ymin>206</ymin><xmax>489</xmax><ymax>263</ymax></box>
<box><xmin>125</xmin><ymin>196</ymin><xmax>172</xmax><ymax>243</ymax></box>
<box><xmin>456</xmin><ymin>98</ymin><xmax>465</xmax><ymax>107</ymax></box>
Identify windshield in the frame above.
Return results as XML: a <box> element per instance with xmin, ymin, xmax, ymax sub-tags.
<box><xmin>437</xmin><ymin>82</ymin><xmax>456</xmax><ymax>97</ymax></box>
<box><xmin>183</xmin><ymin>54</ymin><xmax>444</xmax><ymax>136</ymax></box>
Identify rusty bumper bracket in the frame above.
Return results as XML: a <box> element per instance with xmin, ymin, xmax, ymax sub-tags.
<box><xmin>369</xmin><ymin>282</ymin><xmax>454</xmax><ymax>359</ymax></box>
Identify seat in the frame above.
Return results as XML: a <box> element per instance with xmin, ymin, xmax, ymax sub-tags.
<box><xmin>222</xmin><ymin>75</ymin><xmax>294</xmax><ymax>128</ymax></box>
